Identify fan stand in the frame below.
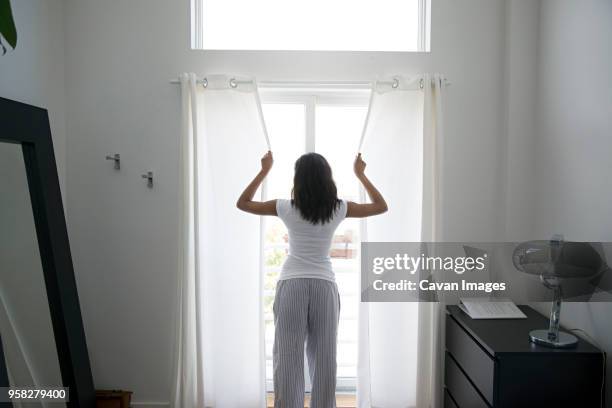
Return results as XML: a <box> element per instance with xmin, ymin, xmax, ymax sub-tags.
<box><xmin>529</xmin><ymin>277</ymin><xmax>578</xmax><ymax>348</ymax></box>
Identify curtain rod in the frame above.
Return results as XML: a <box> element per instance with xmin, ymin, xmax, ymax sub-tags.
<box><xmin>169</xmin><ymin>77</ymin><xmax>451</xmax><ymax>88</ymax></box>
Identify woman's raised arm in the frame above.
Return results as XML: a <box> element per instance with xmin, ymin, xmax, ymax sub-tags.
<box><xmin>236</xmin><ymin>151</ymin><xmax>277</xmax><ymax>216</ymax></box>
<box><xmin>346</xmin><ymin>154</ymin><xmax>388</xmax><ymax>218</ymax></box>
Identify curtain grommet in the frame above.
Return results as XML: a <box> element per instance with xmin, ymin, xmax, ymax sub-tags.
<box><xmin>229</xmin><ymin>78</ymin><xmax>238</xmax><ymax>88</ymax></box>
<box><xmin>392</xmin><ymin>78</ymin><xmax>400</xmax><ymax>89</ymax></box>
<box><xmin>202</xmin><ymin>78</ymin><xmax>208</xmax><ymax>88</ymax></box>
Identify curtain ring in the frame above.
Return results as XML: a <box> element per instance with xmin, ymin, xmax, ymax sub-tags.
<box><xmin>229</xmin><ymin>78</ymin><xmax>238</xmax><ymax>88</ymax></box>
<box><xmin>391</xmin><ymin>78</ymin><xmax>400</xmax><ymax>89</ymax></box>
<box><xmin>419</xmin><ymin>78</ymin><xmax>424</xmax><ymax>89</ymax></box>
<box><xmin>202</xmin><ymin>77</ymin><xmax>208</xmax><ymax>88</ymax></box>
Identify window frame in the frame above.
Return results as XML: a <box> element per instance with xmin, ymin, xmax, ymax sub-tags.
<box><xmin>260</xmin><ymin>87</ymin><xmax>370</xmax><ymax>393</ymax></box>
<box><xmin>191</xmin><ymin>0</ymin><xmax>431</xmax><ymax>52</ymax></box>
<box><xmin>260</xmin><ymin>88</ymin><xmax>371</xmax><ymax>153</ymax></box>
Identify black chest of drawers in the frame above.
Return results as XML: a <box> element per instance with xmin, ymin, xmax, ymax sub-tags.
<box><xmin>444</xmin><ymin>305</ymin><xmax>605</xmax><ymax>408</ymax></box>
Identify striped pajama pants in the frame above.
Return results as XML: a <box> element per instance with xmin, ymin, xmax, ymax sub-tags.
<box><xmin>273</xmin><ymin>278</ymin><xmax>340</xmax><ymax>408</ymax></box>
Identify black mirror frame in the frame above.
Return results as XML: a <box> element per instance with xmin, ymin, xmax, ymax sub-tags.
<box><xmin>0</xmin><ymin>97</ymin><xmax>95</xmax><ymax>407</ymax></box>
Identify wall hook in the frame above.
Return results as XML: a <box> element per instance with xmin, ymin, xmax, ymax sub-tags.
<box><xmin>105</xmin><ymin>153</ymin><xmax>121</xmax><ymax>170</ymax></box>
<box><xmin>141</xmin><ymin>171</ymin><xmax>154</xmax><ymax>188</ymax></box>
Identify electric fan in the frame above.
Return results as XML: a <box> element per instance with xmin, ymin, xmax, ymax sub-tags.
<box><xmin>512</xmin><ymin>236</ymin><xmax>604</xmax><ymax>348</ymax></box>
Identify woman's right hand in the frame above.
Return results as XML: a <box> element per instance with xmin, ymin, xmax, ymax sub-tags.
<box><xmin>347</xmin><ymin>152</ymin><xmax>388</xmax><ymax>218</ymax></box>
<box><xmin>354</xmin><ymin>153</ymin><xmax>366</xmax><ymax>177</ymax></box>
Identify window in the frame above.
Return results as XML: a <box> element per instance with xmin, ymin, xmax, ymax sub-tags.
<box><xmin>192</xmin><ymin>0</ymin><xmax>431</xmax><ymax>52</ymax></box>
<box><xmin>261</xmin><ymin>87</ymin><xmax>370</xmax><ymax>392</ymax></box>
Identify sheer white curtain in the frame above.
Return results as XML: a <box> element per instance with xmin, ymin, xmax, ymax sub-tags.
<box><xmin>172</xmin><ymin>72</ymin><xmax>445</xmax><ymax>407</ymax></box>
<box><xmin>357</xmin><ymin>74</ymin><xmax>446</xmax><ymax>408</ymax></box>
<box><xmin>173</xmin><ymin>73</ymin><xmax>269</xmax><ymax>408</ymax></box>
<box><xmin>416</xmin><ymin>74</ymin><xmax>446</xmax><ymax>408</ymax></box>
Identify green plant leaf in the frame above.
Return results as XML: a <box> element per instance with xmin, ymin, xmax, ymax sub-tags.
<box><xmin>0</xmin><ymin>0</ymin><xmax>17</xmax><ymax>49</ymax></box>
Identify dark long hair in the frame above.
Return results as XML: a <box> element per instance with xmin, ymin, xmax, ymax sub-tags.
<box><xmin>291</xmin><ymin>153</ymin><xmax>341</xmax><ymax>225</ymax></box>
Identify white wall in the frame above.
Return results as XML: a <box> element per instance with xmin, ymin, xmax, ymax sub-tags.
<box><xmin>63</xmin><ymin>0</ymin><xmax>508</xmax><ymax>404</ymax></box>
<box><xmin>502</xmin><ymin>0</ymin><xmax>540</xmax><ymax>241</ymax></box>
<box><xmin>534</xmin><ymin>0</ymin><xmax>612</xmax><ymax>239</ymax></box>
<box><xmin>530</xmin><ymin>0</ymin><xmax>612</xmax><ymax>402</ymax></box>
<box><xmin>0</xmin><ymin>0</ymin><xmax>67</xmax><ymax>193</ymax></box>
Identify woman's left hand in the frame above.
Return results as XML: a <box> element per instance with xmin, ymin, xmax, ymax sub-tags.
<box><xmin>261</xmin><ymin>151</ymin><xmax>274</xmax><ymax>173</ymax></box>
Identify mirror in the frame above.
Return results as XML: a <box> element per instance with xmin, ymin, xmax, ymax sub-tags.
<box><xmin>0</xmin><ymin>97</ymin><xmax>94</xmax><ymax>407</ymax></box>
<box><xmin>0</xmin><ymin>142</ymin><xmax>66</xmax><ymax>407</ymax></box>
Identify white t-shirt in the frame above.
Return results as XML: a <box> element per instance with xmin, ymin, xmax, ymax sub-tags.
<box><xmin>276</xmin><ymin>199</ymin><xmax>348</xmax><ymax>282</ymax></box>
